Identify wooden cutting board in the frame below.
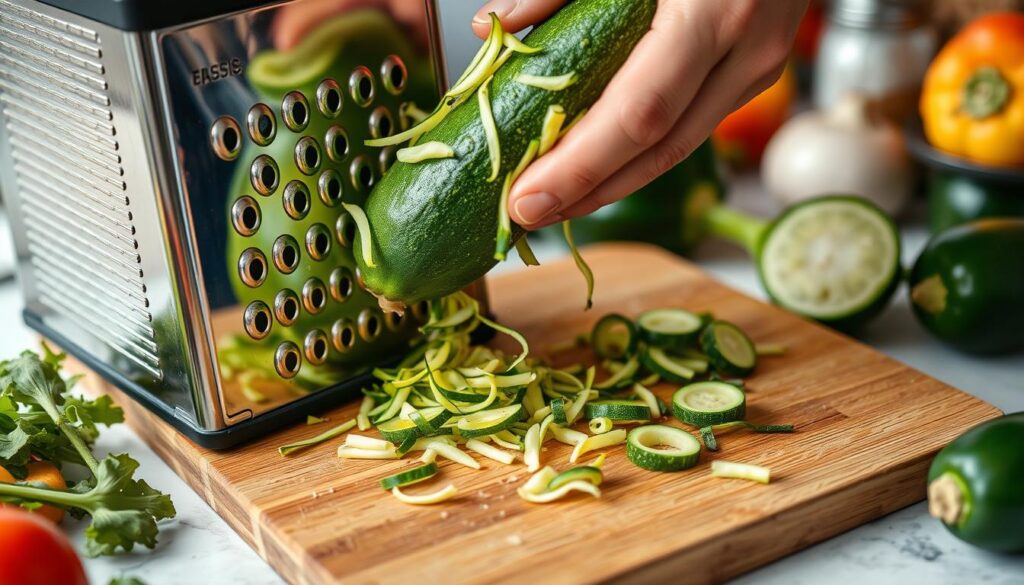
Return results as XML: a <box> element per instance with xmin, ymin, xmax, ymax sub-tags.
<box><xmin>73</xmin><ymin>243</ymin><xmax>1000</xmax><ymax>585</ymax></box>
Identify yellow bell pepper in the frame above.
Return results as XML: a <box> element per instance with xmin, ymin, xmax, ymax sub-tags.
<box><xmin>921</xmin><ymin>12</ymin><xmax>1024</xmax><ymax>167</ymax></box>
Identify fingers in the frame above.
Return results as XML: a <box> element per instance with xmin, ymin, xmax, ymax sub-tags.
<box><xmin>508</xmin><ymin>3</ymin><xmax>728</xmax><ymax>227</ymax></box>
<box><xmin>471</xmin><ymin>0</ymin><xmax>569</xmax><ymax>37</ymax></box>
<box><xmin>550</xmin><ymin>60</ymin><xmax>790</xmax><ymax>226</ymax></box>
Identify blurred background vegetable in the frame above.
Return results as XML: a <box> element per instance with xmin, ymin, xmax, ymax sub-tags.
<box><xmin>0</xmin><ymin>508</ymin><xmax>88</xmax><ymax>585</ymax></box>
<box><xmin>712</xmin><ymin>65</ymin><xmax>796</xmax><ymax>168</ymax></box>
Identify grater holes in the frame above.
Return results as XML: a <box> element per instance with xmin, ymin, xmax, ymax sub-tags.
<box><xmin>379</xmin><ymin>146</ymin><xmax>397</xmax><ymax>174</ymax></box>
<box><xmin>325</xmin><ymin>126</ymin><xmax>350</xmax><ymax>162</ymax></box>
<box><xmin>335</xmin><ymin>212</ymin><xmax>356</xmax><ymax>247</ymax></box>
<box><xmin>231</xmin><ymin>196</ymin><xmax>261</xmax><ymax>236</ymax></box>
<box><xmin>412</xmin><ymin>300</ymin><xmax>431</xmax><ymax>322</ymax></box>
<box><xmin>381</xmin><ymin>55</ymin><xmax>408</xmax><ymax>95</ymax></box>
<box><xmin>282</xmin><ymin>181</ymin><xmax>311</xmax><ymax>220</ymax></box>
<box><xmin>273</xmin><ymin>235</ymin><xmax>301</xmax><ymax>274</ymax></box>
<box><xmin>251</xmin><ymin>155</ymin><xmax>280</xmax><ymax>195</ymax></box>
<box><xmin>306</xmin><ymin>223</ymin><xmax>332</xmax><ymax>261</ymax></box>
<box><xmin>211</xmin><ymin>116</ymin><xmax>243</xmax><ymax>161</ymax></box>
<box><xmin>369</xmin><ymin>106</ymin><xmax>394</xmax><ymax>139</ymax></box>
<box><xmin>329</xmin><ymin>267</ymin><xmax>354</xmax><ymax>302</ymax></box>
<box><xmin>358</xmin><ymin>308</ymin><xmax>382</xmax><ymax>342</ymax></box>
<box><xmin>385</xmin><ymin>310</ymin><xmax>405</xmax><ymax>332</ymax></box>
<box><xmin>247</xmin><ymin>104</ymin><xmax>277</xmax><ymax>146</ymax></box>
<box><xmin>316</xmin><ymin>79</ymin><xmax>343</xmax><ymax>118</ymax></box>
<box><xmin>238</xmin><ymin>248</ymin><xmax>268</xmax><ymax>287</ymax></box>
<box><xmin>349</xmin><ymin>66</ymin><xmax>375</xmax><ymax>107</ymax></box>
<box><xmin>350</xmin><ymin>156</ymin><xmax>375</xmax><ymax>191</ymax></box>
<box><xmin>295</xmin><ymin>137</ymin><xmax>322</xmax><ymax>175</ymax></box>
<box><xmin>282</xmin><ymin>91</ymin><xmax>310</xmax><ymax>132</ymax></box>
<box><xmin>332</xmin><ymin>319</ymin><xmax>357</xmax><ymax>353</ymax></box>
<box><xmin>244</xmin><ymin>301</ymin><xmax>273</xmax><ymax>340</ymax></box>
<box><xmin>274</xmin><ymin>289</ymin><xmax>301</xmax><ymax>326</ymax></box>
<box><xmin>303</xmin><ymin>278</ymin><xmax>328</xmax><ymax>314</ymax></box>
<box><xmin>318</xmin><ymin>170</ymin><xmax>343</xmax><ymax>206</ymax></box>
<box><xmin>305</xmin><ymin>330</ymin><xmax>330</xmax><ymax>365</ymax></box>
<box><xmin>275</xmin><ymin>342</ymin><xmax>302</xmax><ymax>378</ymax></box>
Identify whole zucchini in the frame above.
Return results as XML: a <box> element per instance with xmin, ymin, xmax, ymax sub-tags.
<box><xmin>928</xmin><ymin>413</ymin><xmax>1024</xmax><ymax>553</ymax></box>
<box><xmin>909</xmin><ymin>218</ymin><xmax>1024</xmax><ymax>354</ymax></box>
<box><xmin>355</xmin><ymin>0</ymin><xmax>657</xmax><ymax>309</ymax></box>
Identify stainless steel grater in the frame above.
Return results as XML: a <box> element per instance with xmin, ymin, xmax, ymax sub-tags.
<box><xmin>0</xmin><ymin>0</ymin><xmax>486</xmax><ymax>447</ymax></box>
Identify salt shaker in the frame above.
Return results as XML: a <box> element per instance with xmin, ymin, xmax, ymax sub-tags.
<box><xmin>814</xmin><ymin>0</ymin><xmax>937</xmax><ymax>123</ymax></box>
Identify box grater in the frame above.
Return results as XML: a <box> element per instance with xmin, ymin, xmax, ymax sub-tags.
<box><xmin>0</xmin><ymin>0</ymin><xmax>486</xmax><ymax>447</ymax></box>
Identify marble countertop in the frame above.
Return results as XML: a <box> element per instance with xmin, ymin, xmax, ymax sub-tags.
<box><xmin>0</xmin><ymin>179</ymin><xmax>1021</xmax><ymax>584</ymax></box>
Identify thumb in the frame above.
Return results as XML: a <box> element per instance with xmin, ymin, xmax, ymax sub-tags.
<box><xmin>471</xmin><ymin>0</ymin><xmax>569</xmax><ymax>38</ymax></box>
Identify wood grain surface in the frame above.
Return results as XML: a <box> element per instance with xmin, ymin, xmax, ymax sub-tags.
<box><xmin>72</xmin><ymin>243</ymin><xmax>1001</xmax><ymax>585</ymax></box>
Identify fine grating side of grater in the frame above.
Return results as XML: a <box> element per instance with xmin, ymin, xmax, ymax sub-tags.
<box><xmin>0</xmin><ymin>0</ymin><xmax>487</xmax><ymax>448</ymax></box>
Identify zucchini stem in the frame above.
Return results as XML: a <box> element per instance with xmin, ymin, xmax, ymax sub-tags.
<box><xmin>702</xmin><ymin>204</ymin><xmax>768</xmax><ymax>257</ymax></box>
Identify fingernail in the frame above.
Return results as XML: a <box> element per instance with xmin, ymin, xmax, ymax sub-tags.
<box><xmin>514</xmin><ymin>192</ymin><xmax>560</xmax><ymax>225</ymax></box>
<box><xmin>474</xmin><ymin>0</ymin><xmax>517</xmax><ymax>23</ymax></box>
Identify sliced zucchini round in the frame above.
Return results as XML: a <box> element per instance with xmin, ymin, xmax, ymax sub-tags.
<box><xmin>379</xmin><ymin>463</ymin><xmax>439</xmax><ymax>490</ymax></box>
<box><xmin>672</xmin><ymin>382</ymin><xmax>746</xmax><ymax>427</ymax></box>
<box><xmin>757</xmin><ymin>196</ymin><xmax>901</xmax><ymax>330</ymax></box>
<box><xmin>455</xmin><ymin>404</ymin><xmax>524</xmax><ymax>438</ymax></box>
<box><xmin>626</xmin><ymin>425</ymin><xmax>701</xmax><ymax>472</ymax></box>
<box><xmin>591</xmin><ymin>313</ymin><xmax>638</xmax><ymax>360</ymax></box>
<box><xmin>547</xmin><ymin>466</ymin><xmax>603</xmax><ymax>491</ymax></box>
<box><xmin>585</xmin><ymin>400</ymin><xmax>652</xmax><ymax>422</ymax></box>
<box><xmin>636</xmin><ymin>308</ymin><xmax>704</xmax><ymax>350</ymax></box>
<box><xmin>589</xmin><ymin>416</ymin><xmax>613</xmax><ymax>434</ymax></box>
<box><xmin>700</xmin><ymin>321</ymin><xmax>756</xmax><ymax>377</ymax></box>
<box><xmin>640</xmin><ymin>346</ymin><xmax>696</xmax><ymax>383</ymax></box>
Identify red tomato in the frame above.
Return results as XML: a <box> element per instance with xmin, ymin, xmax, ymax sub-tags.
<box><xmin>0</xmin><ymin>508</ymin><xmax>88</xmax><ymax>585</ymax></box>
<box><xmin>713</xmin><ymin>64</ymin><xmax>796</xmax><ymax>166</ymax></box>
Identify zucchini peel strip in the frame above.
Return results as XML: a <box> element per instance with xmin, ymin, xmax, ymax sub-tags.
<box><xmin>341</xmin><ymin>202</ymin><xmax>377</xmax><ymax>268</ymax></box>
<box><xmin>392</xmin><ymin>483</ymin><xmax>459</xmax><ymax>505</ymax></box>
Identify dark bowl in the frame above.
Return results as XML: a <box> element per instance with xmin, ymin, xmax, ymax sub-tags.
<box><xmin>905</xmin><ymin>123</ymin><xmax>1024</xmax><ymax>234</ymax></box>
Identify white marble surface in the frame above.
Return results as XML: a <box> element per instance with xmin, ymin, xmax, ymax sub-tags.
<box><xmin>0</xmin><ymin>177</ymin><xmax>1021</xmax><ymax>584</ymax></box>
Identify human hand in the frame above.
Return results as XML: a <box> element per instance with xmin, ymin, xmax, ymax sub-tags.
<box><xmin>471</xmin><ymin>0</ymin><xmax>809</xmax><ymax>229</ymax></box>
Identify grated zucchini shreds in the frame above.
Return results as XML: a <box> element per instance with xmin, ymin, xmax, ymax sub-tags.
<box><xmin>337</xmin><ymin>446</ymin><xmax>399</xmax><ymax>460</ymax></box>
<box><xmin>341</xmin><ymin>202</ymin><xmax>377</xmax><ymax>268</ymax></box>
<box><xmin>400</xmin><ymin>101</ymin><xmax>429</xmax><ymax>126</ymax></box>
<box><xmin>569</xmin><ymin>428</ymin><xmax>626</xmax><ymax>463</ymax></box>
<box><xmin>279</xmin><ymin>419</ymin><xmax>356</xmax><ymax>456</ymax></box>
<box><xmin>518</xmin><ymin>479</ymin><xmax>600</xmax><ymax>503</ymax></box>
<box><xmin>513</xmin><ymin>140</ymin><xmax>541</xmax><ymax>182</ymax></box>
<box><xmin>524</xmin><ymin>423</ymin><xmax>542</xmax><ymax>471</ymax></box>
<box><xmin>516</xmin><ymin>237</ymin><xmax>541</xmax><ymax>266</ymax></box>
<box><xmin>448</xmin><ymin>14</ymin><xmax>504</xmax><ymax>96</ymax></box>
<box><xmin>396</xmin><ymin>141</ymin><xmax>455</xmax><ymax>163</ymax></box>
<box><xmin>466</xmin><ymin>439</ymin><xmax>517</xmax><ymax>464</ymax></box>
<box><xmin>503</xmin><ymin>32</ymin><xmax>542</xmax><ymax>54</ymax></box>
<box><xmin>711</xmin><ymin>460</ymin><xmax>771</xmax><ymax>484</ymax></box>
<box><xmin>516</xmin><ymin>72</ymin><xmax>578</xmax><ymax>91</ymax></box>
<box><xmin>494</xmin><ymin>173</ymin><xmax>514</xmax><ymax>261</ymax></box>
<box><xmin>563</xmin><ymin>221</ymin><xmax>594</xmax><ymax>310</ymax></box>
<box><xmin>307</xmin><ymin>415</ymin><xmax>326</xmax><ymax>425</ymax></box>
<box><xmin>479</xmin><ymin>76</ymin><xmax>501</xmax><ymax>183</ymax></box>
<box><xmin>392</xmin><ymin>483</ymin><xmax>458</xmax><ymax>505</ymax></box>
<box><xmin>538</xmin><ymin>105</ymin><xmax>567</xmax><ymax>157</ymax></box>
<box><xmin>345</xmin><ymin>434</ymin><xmax>394</xmax><ymax>450</ymax></box>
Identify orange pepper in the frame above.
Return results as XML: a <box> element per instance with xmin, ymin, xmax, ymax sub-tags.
<box><xmin>713</xmin><ymin>64</ymin><xmax>796</xmax><ymax>167</ymax></box>
<box><xmin>0</xmin><ymin>462</ymin><xmax>66</xmax><ymax>524</ymax></box>
<box><xmin>921</xmin><ymin>12</ymin><xmax>1024</xmax><ymax>167</ymax></box>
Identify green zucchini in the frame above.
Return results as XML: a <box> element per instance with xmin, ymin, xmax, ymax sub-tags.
<box><xmin>636</xmin><ymin>308</ymin><xmax>704</xmax><ymax>351</ymax></box>
<box><xmin>591</xmin><ymin>313</ymin><xmax>638</xmax><ymax>360</ymax></box>
<box><xmin>455</xmin><ymin>404</ymin><xmax>524</xmax><ymax>438</ymax></box>
<box><xmin>700</xmin><ymin>321</ymin><xmax>756</xmax><ymax>377</ymax></box>
<box><xmin>703</xmin><ymin>197</ymin><xmax>901</xmax><ymax>331</ymax></box>
<box><xmin>354</xmin><ymin>0</ymin><xmax>657</xmax><ymax>308</ymax></box>
<box><xmin>672</xmin><ymin>382</ymin><xmax>746</xmax><ymax>427</ymax></box>
<box><xmin>928</xmin><ymin>413</ymin><xmax>1024</xmax><ymax>553</ymax></box>
<box><xmin>584</xmin><ymin>400</ymin><xmax>652</xmax><ymax>422</ymax></box>
<box><xmin>926</xmin><ymin>170</ymin><xmax>1024</xmax><ymax>234</ymax></box>
<box><xmin>626</xmin><ymin>425</ymin><xmax>701</xmax><ymax>472</ymax></box>
<box><xmin>640</xmin><ymin>347</ymin><xmax>696</xmax><ymax>383</ymax></box>
<box><xmin>909</xmin><ymin>219</ymin><xmax>1024</xmax><ymax>355</ymax></box>
<box><xmin>550</xmin><ymin>398</ymin><xmax>568</xmax><ymax>424</ymax></box>
<box><xmin>377</xmin><ymin>406</ymin><xmax>450</xmax><ymax>443</ymax></box>
<box><xmin>589</xmin><ymin>416</ymin><xmax>613</xmax><ymax>434</ymax></box>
